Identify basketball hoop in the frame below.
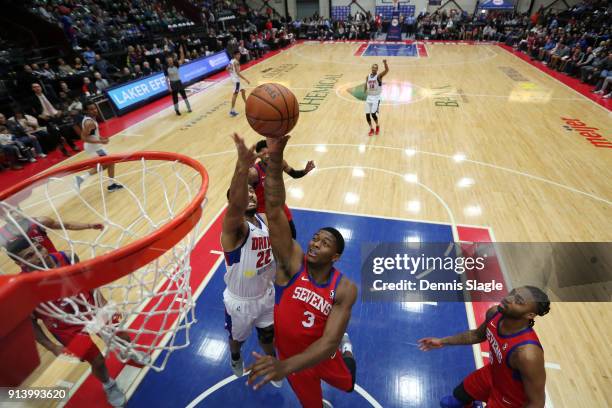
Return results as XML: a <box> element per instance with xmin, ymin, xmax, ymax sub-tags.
<box><xmin>0</xmin><ymin>151</ymin><xmax>208</xmax><ymax>385</ymax></box>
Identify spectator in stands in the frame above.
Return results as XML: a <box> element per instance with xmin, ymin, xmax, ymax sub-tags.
<box><xmin>9</xmin><ymin>108</ymin><xmax>72</xmax><ymax>156</ymax></box>
<box><xmin>0</xmin><ymin>130</ymin><xmax>25</xmax><ymax>170</ymax></box>
<box><xmin>30</xmin><ymin>83</ymin><xmax>80</xmax><ymax>152</ymax></box>
<box><xmin>93</xmin><ymin>54</ymin><xmax>117</xmax><ymax>79</ymax></box>
<box><xmin>572</xmin><ymin>46</ymin><xmax>594</xmax><ymax>76</ymax></box>
<box><xmin>593</xmin><ymin>75</ymin><xmax>612</xmax><ymax>98</ymax></box>
<box><xmin>238</xmin><ymin>40</ymin><xmax>250</xmax><ymax>63</ymax></box>
<box><xmin>142</xmin><ymin>62</ymin><xmax>153</xmax><ymax>76</ymax></box>
<box><xmin>94</xmin><ymin>72</ymin><xmax>110</xmax><ymax>92</ymax></box>
<box><xmin>31</xmin><ymin>83</ymin><xmax>63</xmax><ymax>124</ymax></box>
<box><xmin>119</xmin><ymin>67</ymin><xmax>135</xmax><ymax>83</ymax></box>
<box><xmin>73</xmin><ymin>57</ymin><xmax>86</xmax><ymax>71</ymax></box>
<box><xmin>0</xmin><ymin>114</ymin><xmax>41</xmax><ymax>163</ymax></box>
<box><xmin>82</xmin><ymin>77</ymin><xmax>97</xmax><ymax>96</ymax></box>
<box><xmin>153</xmin><ymin>58</ymin><xmax>164</xmax><ymax>72</ymax></box>
<box><xmin>57</xmin><ymin>58</ymin><xmax>75</xmax><ymax>76</ymax></box>
<box><xmin>82</xmin><ymin>46</ymin><xmax>96</xmax><ymax>66</ymax></box>
<box><xmin>133</xmin><ymin>65</ymin><xmax>144</xmax><ymax>78</ymax></box>
<box><xmin>548</xmin><ymin>42</ymin><xmax>570</xmax><ymax>69</ymax></box>
<box><xmin>592</xmin><ymin>52</ymin><xmax>612</xmax><ymax>90</ymax></box>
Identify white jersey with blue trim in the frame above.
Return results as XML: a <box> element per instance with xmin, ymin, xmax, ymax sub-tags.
<box><xmin>223</xmin><ymin>214</ymin><xmax>275</xmax><ymax>299</ymax></box>
<box><xmin>228</xmin><ymin>58</ymin><xmax>240</xmax><ymax>83</ymax></box>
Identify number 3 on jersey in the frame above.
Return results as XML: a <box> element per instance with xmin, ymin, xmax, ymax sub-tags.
<box><xmin>302</xmin><ymin>311</ymin><xmax>315</xmax><ymax>328</ymax></box>
<box><xmin>256</xmin><ymin>249</ymin><xmax>271</xmax><ymax>268</ymax></box>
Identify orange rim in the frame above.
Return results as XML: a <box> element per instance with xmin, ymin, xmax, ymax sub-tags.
<box><xmin>0</xmin><ymin>151</ymin><xmax>208</xmax><ymax>338</ymax></box>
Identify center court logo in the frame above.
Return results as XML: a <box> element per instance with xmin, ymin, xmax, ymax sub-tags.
<box><xmin>341</xmin><ymin>79</ymin><xmax>425</xmax><ymax>105</ymax></box>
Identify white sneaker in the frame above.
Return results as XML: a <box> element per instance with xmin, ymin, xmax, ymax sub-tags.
<box><xmin>74</xmin><ymin>175</ymin><xmax>84</xmax><ymax>191</ymax></box>
<box><xmin>323</xmin><ymin>399</ymin><xmax>334</xmax><ymax>408</ymax></box>
<box><xmin>604</xmin><ymin>93</ymin><xmax>611</xmax><ymax>99</ymax></box>
<box><xmin>340</xmin><ymin>333</ymin><xmax>353</xmax><ymax>355</ymax></box>
<box><xmin>103</xmin><ymin>379</ymin><xmax>126</xmax><ymax>407</ymax></box>
<box><xmin>231</xmin><ymin>356</ymin><xmax>244</xmax><ymax>377</ymax></box>
<box><xmin>270</xmin><ymin>379</ymin><xmax>283</xmax><ymax>388</ymax></box>
<box><xmin>121</xmin><ymin>349</ymin><xmax>151</xmax><ymax>366</ymax></box>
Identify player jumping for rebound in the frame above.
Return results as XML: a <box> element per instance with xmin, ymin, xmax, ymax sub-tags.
<box><xmin>228</xmin><ymin>51</ymin><xmax>250</xmax><ymax>117</ymax></box>
<box><xmin>247</xmin><ymin>135</ymin><xmax>358</xmax><ymax>408</ymax></box>
<box><xmin>364</xmin><ymin>59</ymin><xmax>389</xmax><ymax>136</ymax></box>
<box><xmin>419</xmin><ymin>286</ymin><xmax>550</xmax><ymax>408</ymax></box>
<box><xmin>221</xmin><ymin>133</ymin><xmax>281</xmax><ymax>387</ymax></box>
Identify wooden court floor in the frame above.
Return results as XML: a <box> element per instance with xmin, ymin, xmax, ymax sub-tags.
<box><xmin>8</xmin><ymin>42</ymin><xmax>612</xmax><ymax>407</ymax></box>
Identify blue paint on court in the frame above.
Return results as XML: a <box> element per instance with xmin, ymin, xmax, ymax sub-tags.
<box><xmin>362</xmin><ymin>44</ymin><xmax>418</xmax><ymax>57</ymax></box>
<box><xmin>129</xmin><ymin>209</ymin><xmax>476</xmax><ymax>407</ymax></box>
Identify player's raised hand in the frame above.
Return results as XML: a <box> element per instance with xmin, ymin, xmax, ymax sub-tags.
<box><xmin>231</xmin><ymin>133</ymin><xmax>257</xmax><ymax>168</ymax></box>
<box><xmin>417</xmin><ymin>337</ymin><xmax>444</xmax><ymax>351</ymax></box>
<box><xmin>246</xmin><ymin>351</ymin><xmax>288</xmax><ymax>390</ymax></box>
<box><xmin>89</xmin><ymin>223</ymin><xmax>104</xmax><ymax>230</ymax></box>
<box><xmin>265</xmin><ymin>135</ymin><xmax>290</xmax><ymax>154</ymax></box>
<box><xmin>305</xmin><ymin>160</ymin><xmax>316</xmax><ymax>173</ymax></box>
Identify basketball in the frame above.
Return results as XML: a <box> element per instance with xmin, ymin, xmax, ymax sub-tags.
<box><xmin>245</xmin><ymin>83</ymin><xmax>299</xmax><ymax>138</ymax></box>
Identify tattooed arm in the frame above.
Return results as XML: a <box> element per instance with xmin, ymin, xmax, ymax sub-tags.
<box><xmin>263</xmin><ymin>136</ymin><xmax>303</xmax><ymax>284</ymax></box>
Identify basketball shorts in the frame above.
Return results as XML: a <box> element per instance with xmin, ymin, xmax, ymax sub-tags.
<box><xmin>51</xmin><ymin>326</ymin><xmax>101</xmax><ymax>363</ymax></box>
<box><xmin>279</xmin><ymin>348</ymin><xmax>354</xmax><ymax>408</ymax></box>
<box><xmin>84</xmin><ymin>144</ymin><xmax>108</xmax><ymax>157</ymax></box>
<box><xmin>463</xmin><ymin>364</ymin><xmax>524</xmax><ymax>408</ymax></box>
<box><xmin>223</xmin><ymin>287</ymin><xmax>274</xmax><ymax>342</ymax></box>
<box><xmin>365</xmin><ymin>96</ymin><xmax>380</xmax><ymax>114</ymax></box>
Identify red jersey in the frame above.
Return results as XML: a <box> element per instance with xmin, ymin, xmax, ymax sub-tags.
<box><xmin>0</xmin><ymin>219</ymin><xmax>57</xmax><ymax>253</ymax></box>
<box><xmin>274</xmin><ymin>259</ymin><xmax>343</xmax><ymax>358</ymax></box>
<box><xmin>31</xmin><ymin>251</ymin><xmax>95</xmax><ymax>333</ymax></box>
<box><xmin>253</xmin><ymin>162</ymin><xmax>293</xmax><ymax>221</ymax></box>
<box><xmin>485</xmin><ymin>311</ymin><xmax>542</xmax><ymax>406</ymax></box>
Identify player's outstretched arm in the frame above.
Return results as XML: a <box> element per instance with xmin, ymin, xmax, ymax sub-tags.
<box><xmin>221</xmin><ymin>133</ymin><xmax>257</xmax><ymax>250</ymax></box>
<box><xmin>282</xmin><ymin>160</ymin><xmax>315</xmax><ymax>179</ymax></box>
<box><xmin>246</xmin><ymin>278</ymin><xmax>357</xmax><ymax>389</ymax></box>
<box><xmin>264</xmin><ymin>136</ymin><xmax>303</xmax><ymax>280</ymax></box>
<box><xmin>379</xmin><ymin>59</ymin><xmax>389</xmax><ymax>79</ymax></box>
<box><xmin>37</xmin><ymin>216</ymin><xmax>104</xmax><ymax>231</ymax></box>
<box><xmin>515</xmin><ymin>345</ymin><xmax>546</xmax><ymax>408</ymax></box>
<box><xmin>418</xmin><ymin>306</ymin><xmax>497</xmax><ymax>350</ymax></box>
<box><xmin>31</xmin><ymin>318</ymin><xmax>64</xmax><ymax>356</ymax></box>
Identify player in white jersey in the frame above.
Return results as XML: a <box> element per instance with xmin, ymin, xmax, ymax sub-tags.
<box><xmin>220</xmin><ymin>133</ymin><xmax>281</xmax><ymax>387</ymax></box>
<box><xmin>227</xmin><ymin>51</ymin><xmax>250</xmax><ymax>117</ymax></box>
<box><xmin>74</xmin><ymin>102</ymin><xmax>123</xmax><ymax>192</ymax></box>
<box><xmin>364</xmin><ymin>59</ymin><xmax>389</xmax><ymax>137</ymax></box>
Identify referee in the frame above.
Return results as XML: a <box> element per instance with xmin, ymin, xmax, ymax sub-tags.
<box><xmin>164</xmin><ymin>46</ymin><xmax>192</xmax><ymax>116</ymax></box>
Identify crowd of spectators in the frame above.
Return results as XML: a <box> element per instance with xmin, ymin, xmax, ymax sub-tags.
<box><xmin>29</xmin><ymin>0</ymin><xmax>193</xmax><ymax>51</ymax></box>
<box><xmin>0</xmin><ymin>0</ymin><xmax>609</xmax><ymax>171</ymax></box>
<box><xmin>511</xmin><ymin>1</ymin><xmax>611</xmax><ymax>98</ymax></box>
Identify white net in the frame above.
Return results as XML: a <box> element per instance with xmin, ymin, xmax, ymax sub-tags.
<box><xmin>0</xmin><ymin>155</ymin><xmax>206</xmax><ymax>372</ymax></box>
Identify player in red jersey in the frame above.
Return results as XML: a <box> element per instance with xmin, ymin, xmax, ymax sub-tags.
<box><xmin>248</xmin><ymin>139</ymin><xmax>315</xmax><ymax>239</ymax></box>
<box><xmin>6</xmin><ymin>239</ymin><xmax>146</xmax><ymax>407</ymax></box>
<box><xmin>418</xmin><ymin>286</ymin><xmax>550</xmax><ymax>408</ymax></box>
<box><xmin>0</xmin><ymin>207</ymin><xmax>103</xmax><ymax>266</ymax></box>
<box><xmin>246</xmin><ymin>136</ymin><xmax>358</xmax><ymax>408</ymax></box>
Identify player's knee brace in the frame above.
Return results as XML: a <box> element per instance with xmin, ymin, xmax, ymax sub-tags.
<box><xmin>365</xmin><ymin>114</ymin><xmax>371</xmax><ymax>123</ymax></box>
<box><xmin>371</xmin><ymin>113</ymin><xmax>378</xmax><ymax>122</ymax></box>
<box><xmin>256</xmin><ymin>326</ymin><xmax>274</xmax><ymax>344</ymax></box>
